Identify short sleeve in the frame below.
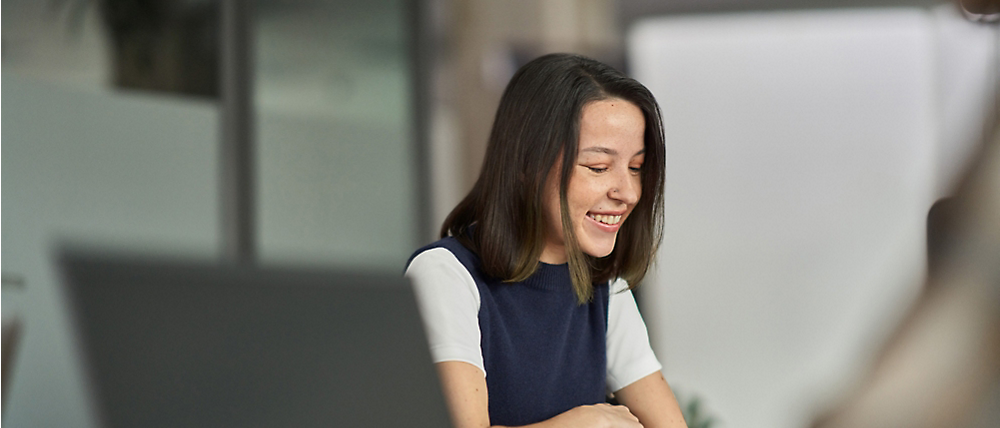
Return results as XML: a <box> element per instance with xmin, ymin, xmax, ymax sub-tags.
<box><xmin>405</xmin><ymin>247</ymin><xmax>486</xmax><ymax>376</ymax></box>
<box><xmin>606</xmin><ymin>278</ymin><xmax>663</xmax><ymax>392</ymax></box>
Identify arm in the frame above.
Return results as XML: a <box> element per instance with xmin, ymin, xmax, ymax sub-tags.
<box><xmin>604</xmin><ymin>280</ymin><xmax>687</xmax><ymax>427</ymax></box>
<box><xmin>437</xmin><ymin>361</ymin><xmax>643</xmax><ymax>428</ymax></box>
<box><xmin>437</xmin><ymin>361</ymin><xmax>490</xmax><ymax>428</ymax></box>
<box><xmin>614</xmin><ymin>371</ymin><xmax>688</xmax><ymax>428</ymax></box>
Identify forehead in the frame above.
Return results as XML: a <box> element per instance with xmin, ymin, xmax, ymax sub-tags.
<box><xmin>577</xmin><ymin>98</ymin><xmax>646</xmax><ymax>155</ymax></box>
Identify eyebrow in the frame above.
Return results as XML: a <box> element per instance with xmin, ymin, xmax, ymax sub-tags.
<box><xmin>580</xmin><ymin>146</ymin><xmax>646</xmax><ymax>156</ymax></box>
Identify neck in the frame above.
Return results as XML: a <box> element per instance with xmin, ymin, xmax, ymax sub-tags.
<box><xmin>539</xmin><ymin>245</ymin><xmax>567</xmax><ymax>264</ymax></box>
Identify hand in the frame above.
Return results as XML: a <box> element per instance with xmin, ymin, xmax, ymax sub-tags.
<box><xmin>549</xmin><ymin>403</ymin><xmax>644</xmax><ymax>428</ymax></box>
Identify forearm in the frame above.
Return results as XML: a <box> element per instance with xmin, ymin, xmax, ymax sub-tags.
<box><xmin>492</xmin><ymin>403</ymin><xmax>642</xmax><ymax>428</ymax></box>
<box><xmin>614</xmin><ymin>371</ymin><xmax>688</xmax><ymax>428</ymax></box>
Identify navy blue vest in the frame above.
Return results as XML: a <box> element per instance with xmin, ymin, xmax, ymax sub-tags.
<box><xmin>409</xmin><ymin>237</ymin><xmax>610</xmax><ymax>426</ymax></box>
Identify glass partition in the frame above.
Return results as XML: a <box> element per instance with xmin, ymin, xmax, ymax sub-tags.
<box><xmin>254</xmin><ymin>0</ymin><xmax>418</xmax><ymax>270</ymax></box>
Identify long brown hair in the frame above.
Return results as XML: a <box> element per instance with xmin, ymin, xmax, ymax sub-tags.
<box><xmin>441</xmin><ymin>53</ymin><xmax>666</xmax><ymax>303</ymax></box>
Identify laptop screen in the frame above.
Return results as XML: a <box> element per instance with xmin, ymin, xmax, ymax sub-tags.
<box><xmin>59</xmin><ymin>250</ymin><xmax>452</xmax><ymax>428</ymax></box>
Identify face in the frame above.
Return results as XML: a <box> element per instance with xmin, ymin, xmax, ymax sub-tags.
<box><xmin>539</xmin><ymin>98</ymin><xmax>646</xmax><ymax>264</ymax></box>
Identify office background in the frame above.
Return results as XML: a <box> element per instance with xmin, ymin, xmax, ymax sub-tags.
<box><xmin>3</xmin><ymin>0</ymin><xmax>998</xmax><ymax>427</ymax></box>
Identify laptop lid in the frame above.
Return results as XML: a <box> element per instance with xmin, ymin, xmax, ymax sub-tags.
<box><xmin>59</xmin><ymin>249</ymin><xmax>451</xmax><ymax>428</ymax></box>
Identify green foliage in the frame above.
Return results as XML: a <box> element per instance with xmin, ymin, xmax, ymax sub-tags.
<box><xmin>679</xmin><ymin>393</ymin><xmax>717</xmax><ymax>428</ymax></box>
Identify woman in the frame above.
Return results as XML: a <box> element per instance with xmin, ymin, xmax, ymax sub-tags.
<box><xmin>406</xmin><ymin>53</ymin><xmax>687</xmax><ymax>428</ymax></box>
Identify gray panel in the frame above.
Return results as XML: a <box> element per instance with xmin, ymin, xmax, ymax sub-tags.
<box><xmin>60</xmin><ymin>251</ymin><xmax>450</xmax><ymax>428</ymax></box>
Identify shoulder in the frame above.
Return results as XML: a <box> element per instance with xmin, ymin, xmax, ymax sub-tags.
<box><xmin>405</xmin><ymin>237</ymin><xmax>482</xmax><ymax>306</ymax></box>
<box><xmin>609</xmin><ymin>277</ymin><xmax>631</xmax><ymax>294</ymax></box>
<box><xmin>404</xmin><ymin>237</ymin><xmax>486</xmax><ymax>372</ymax></box>
<box><xmin>407</xmin><ymin>236</ymin><xmax>479</xmax><ymax>272</ymax></box>
<box><xmin>607</xmin><ymin>278</ymin><xmax>645</xmax><ymax>331</ymax></box>
<box><xmin>605</xmin><ymin>277</ymin><xmax>662</xmax><ymax>391</ymax></box>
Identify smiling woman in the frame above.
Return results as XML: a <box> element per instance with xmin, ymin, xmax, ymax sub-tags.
<box><xmin>405</xmin><ymin>53</ymin><xmax>686</xmax><ymax>428</ymax></box>
<box><xmin>540</xmin><ymin>99</ymin><xmax>647</xmax><ymax>266</ymax></box>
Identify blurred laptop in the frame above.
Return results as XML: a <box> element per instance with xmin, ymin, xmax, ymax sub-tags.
<box><xmin>58</xmin><ymin>248</ymin><xmax>451</xmax><ymax>428</ymax></box>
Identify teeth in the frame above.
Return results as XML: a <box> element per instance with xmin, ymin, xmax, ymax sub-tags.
<box><xmin>589</xmin><ymin>214</ymin><xmax>622</xmax><ymax>225</ymax></box>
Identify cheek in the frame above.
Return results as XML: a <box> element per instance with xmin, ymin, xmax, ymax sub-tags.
<box><xmin>564</xmin><ymin>177</ymin><xmax>592</xmax><ymax>216</ymax></box>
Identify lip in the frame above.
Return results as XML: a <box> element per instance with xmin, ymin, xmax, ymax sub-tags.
<box><xmin>585</xmin><ymin>213</ymin><xmax>623</xmax><ymax>233</ymax></box>
<box><xmin>588</xmin><ymin>210</ymin><xmax>626</xmax><ymax>216</ymax></box>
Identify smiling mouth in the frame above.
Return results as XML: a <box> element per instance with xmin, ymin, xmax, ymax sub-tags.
<box><xmin>587</xmin><ymin>213</ymin><xmax>622</xmax><ymax>225</ymax></box>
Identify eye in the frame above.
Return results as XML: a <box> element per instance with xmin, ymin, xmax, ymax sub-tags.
<box><xmin>629</xmin><ymin>166</ymin><xmax>643</xmax><ymax>175</ymax></box>
<box><xmin>587</xmin><ymin>166</ymin><xmax>608</xmax><ymax>173</ymax></box>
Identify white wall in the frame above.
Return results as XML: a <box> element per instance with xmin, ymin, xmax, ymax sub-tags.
<box><xmin>629</xmin><ymin>7</ymin><xmax>997</xmax><ymax>428</ymax></box>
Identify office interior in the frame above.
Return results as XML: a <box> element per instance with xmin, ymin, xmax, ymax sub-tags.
<box><xmin>2</xmin><ymin>0</ymin><xmax>998</xmax><ymax>427</ymax></box>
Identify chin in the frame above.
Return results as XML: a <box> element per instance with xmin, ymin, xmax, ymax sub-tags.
<box><xmin>580</xmin><ymin>240</ymin><xmax>617</xmax><ymax>259</ymax></box>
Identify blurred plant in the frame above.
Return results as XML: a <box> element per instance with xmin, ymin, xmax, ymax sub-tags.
<box><xmin>53</xmin><ymin>0</ymin><xmax>219</xmax><ymax>97</ymax></box>
<box><xmin>678</xmin><ymin>393</ymin><xmax>717</xmax><ymax>428</ymax></box>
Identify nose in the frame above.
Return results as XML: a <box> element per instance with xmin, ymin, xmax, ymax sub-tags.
<box><xmin>609</xmin><ymin>170</ymin><xmax>640</xmax><ymax>205</ymax></box>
